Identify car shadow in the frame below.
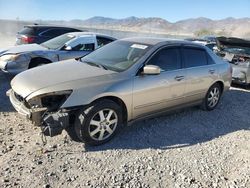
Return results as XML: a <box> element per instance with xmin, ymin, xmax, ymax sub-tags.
<box><xmin>0</xmin><ymin>72</ymin><xmax>14</xmax><ymax>112</ymax></box>
<box><xmin>85</xmin><ymin>88</ymin><xmax>250</xmax><ymax>152</ymax></box>
<box><xmin>231</xmin><ymin>83</ymin><xmax>250</xmax><ymax>90</ymax></box>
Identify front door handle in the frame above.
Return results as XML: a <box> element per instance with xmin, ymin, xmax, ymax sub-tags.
<box><xmin>209</xmin><ymin>69</ymin><xmax>215</xmax><ymax>74</ymax></box>
<box><xmin>175</xmin><ymin>75</ymin><xmax>185</xmax><ymax>81</ymax></box>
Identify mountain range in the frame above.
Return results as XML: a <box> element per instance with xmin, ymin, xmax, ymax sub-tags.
<box><xmin>61</xmin><ymin>16</ymin><xmax>250</xmax><ymax>38</ymax></box>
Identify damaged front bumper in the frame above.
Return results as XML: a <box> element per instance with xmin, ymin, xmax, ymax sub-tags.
<box><xmin>7</xmin><ymin>89</ymin><xmax>70</xmax><ymax>137</ymax></box>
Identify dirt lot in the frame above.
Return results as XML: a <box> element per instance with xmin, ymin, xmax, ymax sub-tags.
<box><xmin>0</xmin><ymin>36</ymin><xmax>250</xmax><ymax>187</ymax></box>
<box><xmin>0</xmin><ymin>70</ymin><xmax>250</xmax><ymax>188</ymax></box>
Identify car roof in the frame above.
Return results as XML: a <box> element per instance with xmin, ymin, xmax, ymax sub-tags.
<box><xmin>66</xmin><ymin>32</ymin><xmax>117</xmax><ymax>40</ymax></box>
<box><xmin>121</xmin><ymin>37</ymin><xmax>204</xmax><ymax>47</ymax></box>
<box><xmin>24</xmin><ymin>25</ymin><xmax>82</xmax><ymax>30</ymax></box>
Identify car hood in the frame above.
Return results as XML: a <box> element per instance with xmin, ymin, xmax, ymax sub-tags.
<box><xmin>216</xmin><ymin>37</ymin><xmax>250</xmax><ymax>50</ymax></box>
<box><xmin>11</xmin><ymin>59</ymin><xmax>117</xmax><ymax>98</ymax></box>
<box><xmin>0</xmin><ymin>44</ymin><xmax>47</xmax><ymax>55</ymax></box>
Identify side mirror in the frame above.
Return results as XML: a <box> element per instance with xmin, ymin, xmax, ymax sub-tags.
<box><xmin>142</xmin><ymin>65</ymin><xmax>161</xmax><ymax>75</ymax></box>
<box><xmin>64</xmin><ymin>46</ymin><xmax>72</xmax><ymax>51</ymax></box>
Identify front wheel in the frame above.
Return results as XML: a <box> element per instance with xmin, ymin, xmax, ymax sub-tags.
<box><xmin>202</xmin><ymin>83</ymin><xmax>222</xmax><ymax>111</ymax></box>
<box><xmin>73</xmin><ymin>100</ymin><xmax>122</xmax><ymax>145</ymax></box>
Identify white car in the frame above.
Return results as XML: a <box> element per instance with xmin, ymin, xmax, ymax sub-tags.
<box><xmin>0</xmin><ymin>32</ymin><xmax>116</xmax><ymax>74</ymax></box>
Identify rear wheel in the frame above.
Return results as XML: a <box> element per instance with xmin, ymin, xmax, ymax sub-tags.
<box><xmin>202</xmin><ymin>83</ymin><xmax>222</xmax><ymax>111</ymax></box>
<box><xmin>73</xmin><ymin>100</ymin><xmax>122</xmax><ymax>145</ymax></box>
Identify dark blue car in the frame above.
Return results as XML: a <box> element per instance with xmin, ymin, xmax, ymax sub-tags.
<box><xmin>16</xmin><ymin>25</ymin><xmax>82</xmax><ymax>45</ymax></box>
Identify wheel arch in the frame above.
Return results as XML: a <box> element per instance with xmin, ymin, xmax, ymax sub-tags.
<box><xmin>91</xmin><ymin>96</ymin><xmax>128</xmax><ymax>124</ymax></box>
<box><xmin>211</xmin><ymin>80</ymin><xmax>225</xmax><ymax>94</ymax></box>
<box><xmin>28</xmin><ymin>56</ymin><xmax>52</xmax><ymax>68</ymax></box>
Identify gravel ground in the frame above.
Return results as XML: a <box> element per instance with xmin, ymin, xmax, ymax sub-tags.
<box><xmin>0</xmin><ymin>36</ymin><xmax>250</xmax><ymax>188</ymax></box>
<box><xmin>0</xmin><ymin>71</ymin><xmax>249</xmax><ymax>188</ymax></box>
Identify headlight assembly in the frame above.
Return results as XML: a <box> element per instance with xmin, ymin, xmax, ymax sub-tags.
<box><xmin>2</xmin><ymin>54</ymin><xmax>29</xmax><ymax>70</ymax></box>
<box><xmin>0</xmin><ymin>54</ymin><xmax>20</xmax><ymax>62</ymax></box>
<box><xmin>27</xmin><ymin>90</ymin><xmax>72</xmax><ymax>111</ymax></box>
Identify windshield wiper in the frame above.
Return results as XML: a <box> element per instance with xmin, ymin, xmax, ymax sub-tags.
<box><xmin>99</xmin><ymin>64</ymin><xmax>108</xmax><ymax>70</ymax></box>
<box><xmin>84</xmin><ymin>61</ymin><xmax>108</xmax><ymax>70</ymax></box>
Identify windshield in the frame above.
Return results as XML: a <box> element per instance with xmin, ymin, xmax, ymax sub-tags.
<box><xmin>81</xmin><ymin>40</ymin><xmax>151</xmax><ymax>72</ymax></box>
<box><xmin>41</xmin><ymin>33</ymin><xmax>75</xmax><ymax>50</ymax></box>
<box><xmin>224</xmin><ymin>47</ymin><xmax>250</xmax><ymax>56</ymax></box>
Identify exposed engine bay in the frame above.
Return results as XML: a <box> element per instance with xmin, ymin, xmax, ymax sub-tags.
<box><xmin>216</xmin><ymin>37</ymin><xmax>250</xmax><ymax>84</ymax></box>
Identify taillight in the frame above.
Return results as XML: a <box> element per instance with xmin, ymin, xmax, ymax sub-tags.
<box><xmin>21</xmin><ymin>36</ymin><xmax>35</xmax><ymax>43</ymax></box>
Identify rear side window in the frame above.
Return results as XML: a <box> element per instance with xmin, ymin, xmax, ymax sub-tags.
<box><xmin>40</xmin><ymin>28</ymin><xmax>79</xmax><ymax>37</ymax></box>
<box><xmin>68</xmin><ymin>28</ymin><xmax>81</xmax><ymax>33</ymax></box>
<box><xmin>148</xmin><ymin>48</ymin><xmax>181</xmax><ymax>71</ymax></box>
<box><xmin>71</xmin><ymin>43</ymin><xmax>95</xmax><ymax>51</ymax></box>
<box><xmin>18</xmin><ymin>27</ymin><xmax>36</xmax><ymax>35</ymax></box>
<box><xmin>40</xmin><ymin>29</ymin><xmax>61</xmax><ymax>37</ymax></box>
<box><xmin>182</xmin><ymin>48</ymin><xmax>208</xmax><ymax>68</ymax></box>
<box><xmin>97</xmin><ymin>37</ymin><xmax>114</xmax><ymax>48</ymax></box>
<box><xmin>58</xmin><ymin>28</ymin><xmax>79</xmax><ymax>35</ymax></box>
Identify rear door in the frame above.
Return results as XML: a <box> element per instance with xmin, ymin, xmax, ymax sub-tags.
<box><xmin>181</xmin><ymin>46</ymin><xmax>218</xmax><ymax>102</ymax></box>
<box><xmin>132</xmin><ymin>46</ymin><xmax>187</xmax><ymax>118</ymax></box>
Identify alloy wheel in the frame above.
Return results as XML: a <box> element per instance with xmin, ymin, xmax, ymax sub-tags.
<box><xmin>207</xmin><ymin>87</ymin><xmax>220</xmax><ymax>108</ymax></box>
<box><xmin>88</xmin><ymin>109</ymin><xmax>118</xmax><ymax>141</ymax></box>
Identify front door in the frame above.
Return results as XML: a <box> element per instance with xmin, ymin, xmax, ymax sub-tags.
<box><xmin>132</xmin><ymin>47</ymin><xmax>186</xmax><ymax>119</ymax></box>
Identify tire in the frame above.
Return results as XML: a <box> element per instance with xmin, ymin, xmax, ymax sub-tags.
<box><xmin>73</xmin><ymin>100</ymin><xmax>123</xmax><ymax>145</ymax></box>
<box><xmin>201</xmin><ymin>83</ymin><xmax>222</xmax><ymax>111</ymax></box>
<box><xmin>244</xmin><ymin>83</ymin><xmax>250</xmax><ymax>90</ymax></box>
<box><xmin>65</xmin><ymin>126</ymin><xmax>82</xmax><ymax>142</ymax></box>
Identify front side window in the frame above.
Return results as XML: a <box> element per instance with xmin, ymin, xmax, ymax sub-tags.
<box><xmin>182</xmin><ymin>48</ymin><xmax>208</xmax><ymax>68</ymax></box>
<box><xmin>81</xmin><ymin>40</ymin><xmax>152</xmax><ymax>72</ymax></box>
<box><xmin>147</xmin><ymin>48</ymin><xmax>181</xmax><ymax>71</ymax></box>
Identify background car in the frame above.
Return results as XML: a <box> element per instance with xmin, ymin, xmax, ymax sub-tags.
<box><xmin>16</xmin><ymin>25</ymin><xmax>83</xmax><ymax>45</ymax></box>
<box><xmin>8</xmin><ymin>38</ymin><xmax>232</xmax><ymax>145</ymax></box>
<box><xmin>0</xmin><ymin>32</ymin><xmax>116</xmax><ymax>74</ymax></box>
<box><xmin>185</xmin><ymin>37</ymin><xmax>217</xmax><ymax>50</ymax></box>
<box><xmin>216</xmin><ymin>37</ymin><xmax>250</xmax><ymax>85</ymax></box>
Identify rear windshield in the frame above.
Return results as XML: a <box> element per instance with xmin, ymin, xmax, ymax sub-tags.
<box><xmin>18</xmin><ymin>27</ymin><xmax>36</xmax><ymax>35</ymax></box>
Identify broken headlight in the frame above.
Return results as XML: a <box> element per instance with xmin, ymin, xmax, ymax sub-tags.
<box><xmin>0</xmin><ymin>54</ymin><xmax>20</xmax><ymax>62</ymax></box>
<box><xmin>28</xmin><ymin>90</ymin><xmax>72</xmax><ymax>111</ymax></box>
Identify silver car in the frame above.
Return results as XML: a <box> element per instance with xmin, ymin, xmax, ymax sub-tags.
<box><xmin>0</xmin><ymin>32</ymin><xmax>116</xmax><ymax>74</ymax></box>
<box><xmin>8</xmin><ymin>38</ymin><xmax>232</xmax><ymax>145</ymax></box>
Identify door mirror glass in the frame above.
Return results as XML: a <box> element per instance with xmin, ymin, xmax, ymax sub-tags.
<box><xmin>64</xmin><ymin>45</ymin><xmax>72</xmax><ymax>51</ymax></box>
<box><xmin>142</xmin><ymin>65</ymin><xmax>161</xmax><ymax>75</ymax></box>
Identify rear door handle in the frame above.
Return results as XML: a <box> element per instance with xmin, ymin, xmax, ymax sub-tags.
<box><xmin>175</xmin><ymin>75</ymin><xmax>185</xmax><ymax>81</ymax></box>
<box><xmin>209</xmin><ymin>69</ymin><xmax>215</xmax><ymax>74</ymax></box>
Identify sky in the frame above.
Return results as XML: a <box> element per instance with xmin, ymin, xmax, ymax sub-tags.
<box><xmin>0</xmin><ymin>0</ymin><xmax>249</xmax><ymax>22</ymax></box>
